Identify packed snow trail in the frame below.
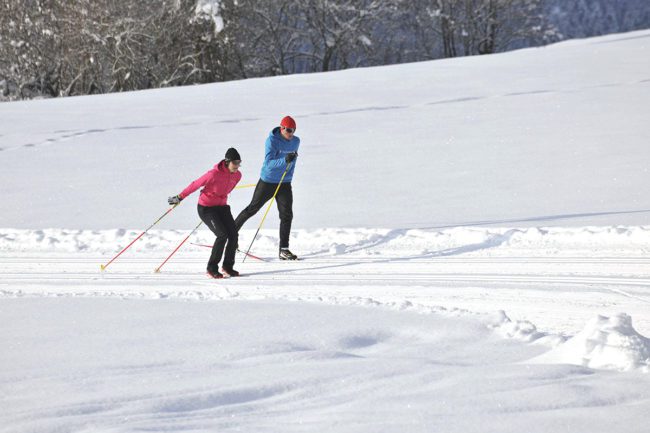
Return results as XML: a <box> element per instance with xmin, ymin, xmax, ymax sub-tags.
<box><xmin>2</xmin><ymin>227</ymin><xmax>650</xmax><ymax>336</ymax></box>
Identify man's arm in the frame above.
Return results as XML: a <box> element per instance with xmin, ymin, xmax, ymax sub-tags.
<box><xmin>264</xmin><ymin>137</ymin><xmax>287</xmax><ymax>170</ymax></box>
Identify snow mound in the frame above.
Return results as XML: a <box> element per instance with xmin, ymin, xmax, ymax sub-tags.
<box><xmin>2</xmin><ymin>226</ymin><xmax>649</xmax><ymax>256</ymax></box>
<box><xmin>488</xmin><ymin>310</ymin><xmax>566</xmax><ymax>347</ymax></box>
<box><xmin>490</xmin><ymin>310</ymin><xmax>546</xmax><ymax>341</ymax></box>
<box><xmin>532</xmin><ymin>313</ymin><xmax>650</xmax><ymax>372</ymax></box>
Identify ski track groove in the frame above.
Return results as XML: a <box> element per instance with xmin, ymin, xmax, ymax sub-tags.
<box><xmin>2</xmin><ymin>256</ymin><xmax>650</xmax><ymax>293</ymax></box>
<box><xmin>3</xmin><ymin>256</ymin><xmax>650</xmax><ymax>263</ymax></box>
<box><xmin>2</xmin><ymin>273</ymin><xmax>650</xmax><ymax>287</ymax></box>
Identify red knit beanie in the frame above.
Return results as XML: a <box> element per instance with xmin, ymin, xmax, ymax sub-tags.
<box><xmin>280</xmin><ymin>116</ymin><xmax>296</xmax><ymax>130</ymax></box>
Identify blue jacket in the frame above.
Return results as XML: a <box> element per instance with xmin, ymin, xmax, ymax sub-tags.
<box><xmin>260</xmin><ymin>127</ymin><xmax>300</xmax><ymax>183</ymax></box>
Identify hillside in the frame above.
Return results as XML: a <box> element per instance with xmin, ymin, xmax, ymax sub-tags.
<box><xmin>1</xmin><ymin>30</ymin><xmax>648</xmax><ymax>230</ymax></box>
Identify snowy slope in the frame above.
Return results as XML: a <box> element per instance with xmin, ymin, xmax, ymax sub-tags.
<box><xmin>1</xmin><ymin>30</ymin><xmax>650</xmax><ymax>433</ymax></box>
<box><xmin>0</xmin><ymin>30</ymin><xmax>649</xmax><ymax>229</ymax></box>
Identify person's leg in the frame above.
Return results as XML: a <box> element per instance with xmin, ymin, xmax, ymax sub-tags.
<box><xmin>234</xmin><ymin>180</ymin><xmax>276</xmax><ymax>231</ymax></box>
<box><xmin>275</xmin><ymin>182</ymin><xmax>293</xmax><ymax>250</ymax></box>
<box><xmin>218</xmin><ymin>206</ymin><xmax>238</xmax><ymax>271</ymax></box>
<box><xmin>198</xmin><ymin>205</ymin><xmax>228</xmax><ymax>274</ymax></box>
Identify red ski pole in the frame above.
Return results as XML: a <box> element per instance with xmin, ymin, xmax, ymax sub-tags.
<box><xmin>101</xmin><ymin>204</ymin><xmax>179</xmax><ymax>271</ymax></box>
<box><xmin>154</xmin><ymin>221</ymin><xmax>203</xmax><ymax>273</ymax></box>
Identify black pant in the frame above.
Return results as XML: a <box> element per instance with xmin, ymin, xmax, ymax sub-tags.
<box><xmin>234</xmin><ymin>180</ymin><xmax>293</xmax><ymax>248</ymax></box>
<box><xmin>198</xmin><ymin>204</ymin><xmax>238</xmax><ymax>272</ymax></box>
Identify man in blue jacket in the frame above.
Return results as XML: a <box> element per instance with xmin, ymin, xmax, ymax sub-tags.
<box><xmin>235</xmin><ymin>116</ymin><xmax>300</xmax><ymax>260</ymax></box>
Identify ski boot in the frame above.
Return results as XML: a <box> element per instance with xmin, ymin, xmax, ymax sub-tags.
<box><xmin>207</xmin><ymin>269</ymin><xmax>224</xmax><ymax>279</ymax></box>
<box><xmin>279</xmin><ymin>248</ymin><xmax>298</xmax><ymax>260</ymax></box>
<box><xmin>221</xmin><ymin>267</ymin><xmax>240</xmax><ymax>277</ymax></box>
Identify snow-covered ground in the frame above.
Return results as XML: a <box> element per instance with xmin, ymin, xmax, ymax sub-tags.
<box><xmin>2</xmin><ymin>298</ymin><xmax>648</xmax><ymax>433</ymax></box>
<box><xmin>1</xmin><ymin>30</ymin><xmax>650</xmax><ymax>432</ymax></box>
<box><xmin>2</xmin><ymin>226</ymin><xmax>650</xmax><ymax>337</ymax></box>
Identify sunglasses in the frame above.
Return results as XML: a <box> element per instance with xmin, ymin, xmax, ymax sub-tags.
<box><xmin>228</xmin><ymin>160</ymin><xmax>242</xmax><ymax>165</ymax></box>
<box><xmin>282</xmin><ymin>127</ymin><xmax>295</xmax><ymax>133</ymax></box>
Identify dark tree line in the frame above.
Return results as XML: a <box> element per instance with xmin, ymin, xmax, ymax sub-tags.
<box><xmin>1</xmin><ymin>0</ymin><xmax>647</xmax><ymax>100</ymax></box>
<box><xmin>545</xmin><ymin>0</ymin><xmax>650</xmax><ymax>39</ymax></box>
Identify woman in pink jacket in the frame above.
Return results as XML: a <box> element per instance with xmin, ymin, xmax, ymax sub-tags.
<box><xmin>168</xmin><ymin>148</ymin><xmax>242</xmax><ymax>279</ymax></box>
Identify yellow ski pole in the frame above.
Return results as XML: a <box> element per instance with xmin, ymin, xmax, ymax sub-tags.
<box><xmin>242</xmin><ymin>162</ymin><xmax>293</xmax><ymax>262</ymax></box>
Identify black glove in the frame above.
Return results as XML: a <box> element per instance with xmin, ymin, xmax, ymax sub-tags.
<box><xmin>168</xmin><ymin>195</ymin><xmax>183</xmax><ymax>205</ymax></box>
<box><xmin>285</xmin><ymin>152</ymin><xmax>298</xmax><ymax>163</ymax></box>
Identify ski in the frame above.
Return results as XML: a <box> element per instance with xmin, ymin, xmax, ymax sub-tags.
<box><xmin>189</xmin><ymin>242</ymin><xmax>267</xmax><ymax>262</ymax></box>
<box><xmin>238</xmin><ymin>249</ymin><xmax>267</xmax><ymax>262</ymax></box>
<box><xmin>188</xmin><ymin>242</ymin><xmax>305</xmax><ymax>262</ymax></box>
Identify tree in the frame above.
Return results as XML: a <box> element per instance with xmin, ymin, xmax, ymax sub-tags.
<box><xmin>299</xmin><ymin>0</ymin><xmax>385</xmax><ymax>72</ymax></box>
<box><xmin>3</xmin><ymin>0</ymin><xmax>645</xmax><ymax>101</ymax></box>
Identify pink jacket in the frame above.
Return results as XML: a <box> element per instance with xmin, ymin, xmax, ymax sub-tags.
<box><xmin>179</xmin><ymin>160</ymin><xmax>242</xmax><ymax>207</ymax></box>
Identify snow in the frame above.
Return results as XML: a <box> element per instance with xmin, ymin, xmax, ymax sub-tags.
<box><xmin>194</xmin><ymin>0</ymin><xmax>224</xmax><ymax>34</ymax></box>
<box><xmin>2</xmin><ymin>225</ymin><xmax>650</xmax><ymax>256</ymax></box>
<box><xmin>532</xmin><ymin>313</ymin><xmax>650</xmax><ymax>372</ymax></box>
<box><xmin>2</xmin><ymin>298</ymin><xmax>649</xmax><ymax>433</ymax></box>
<box><xmin>1</xmin><ymin>30</ymin><xmax>650</xmax><ymax>432</ymax></box>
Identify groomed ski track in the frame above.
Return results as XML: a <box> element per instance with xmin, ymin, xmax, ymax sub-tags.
<box><xmin>3</xmin><ymin>252</ymin><xmax>650</xmax><ymax>336</ymax></box>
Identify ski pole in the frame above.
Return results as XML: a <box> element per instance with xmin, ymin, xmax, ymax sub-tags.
<box><xmin>154</xmin><ymin>221</ymin><xmax>203</xmax><ymax>273</ymax></box>
<box><xmin>101</xmin><ymin>204</ymin><xmax>179</xmax><ymax>271</ymax></box>
<box><xmin>235</xmin><ymin>183</ymin><xmax>257</xmax><ymax>189</ymax></box>
<box><xmin>242</xmin><ymin>162</ymin><xmax>293</xmax><ymax>262</ymax></box>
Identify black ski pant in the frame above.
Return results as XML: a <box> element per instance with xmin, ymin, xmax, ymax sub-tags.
<box><xmin>234</xmin><ymin>180</ymin><xmax>293</xmax><ymax>249</ymax></box>
<box><xmin>197</xmin><ymin>204</ymin><xmax>238</xmax><ymax>272</ymax></box>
